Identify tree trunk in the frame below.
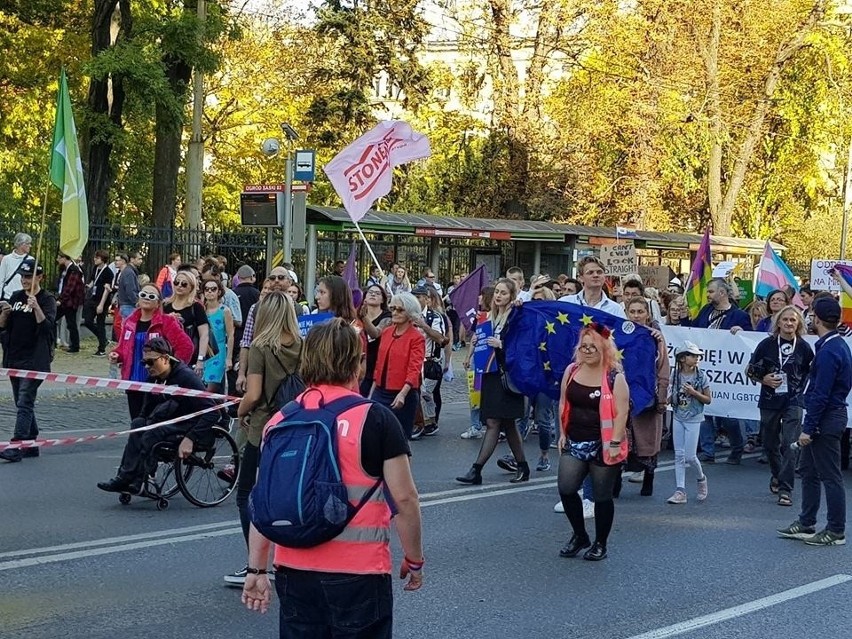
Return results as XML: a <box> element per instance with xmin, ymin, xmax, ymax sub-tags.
<box><xmin>84</xmin><ymin>0</ymin><xmax>131</xmax><ymax>241</ymax></box>
<box><xmin>703</xmin><ymin>0</ymin><xmax>723</xmax><ymax>233</ymax></box>
<box><xmin>717</xmin><ymin>0</ymin><xmax>827</xmax><ymax>232</ymax></box>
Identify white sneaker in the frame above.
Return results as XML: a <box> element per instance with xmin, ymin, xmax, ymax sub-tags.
<box><xmin>627</xmin><ymin>471</ymin><xmax>645</xmax><ymax>484</ymax></box>
<box><xmin>460</xmin><ymin>426</ymin><xmax>483</xmax><ymax>439</ymax></box>
<box><xmin>582</xmin><ymin>499</ymin><xmax>595</xmax><ymax>519</ymax></box>
<box><xmin>553</xmin><ymin>500</ymin><xmax>564</xmax><ymax>513</ymax></box>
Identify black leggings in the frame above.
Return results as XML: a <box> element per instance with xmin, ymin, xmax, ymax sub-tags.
<box><xmin>474</xmin><ymin>418</ymin><xmax>526</xmax><ymax>467</ymax></box>
<box><xmin>236</xmin><ymin>441</ymin><xmax>260</xmax><ymax>546</ymax></box>
<box><xmin>557</xmin><ymin>452</ymin><xmax>620</xmax><ymax>546</ymax></box>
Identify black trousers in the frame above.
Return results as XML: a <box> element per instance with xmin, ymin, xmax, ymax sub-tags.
<box><xmin>81</xmin><ymin>299</ymin><xmax>108</xmax><ymax>352</ymax></box>
<box><xmin>117</xmin><ymin>423</ymin><xmax>189</xmax><ymax>485</ymax></box>
<box><xmin>56</xmin><ymin>305</ymin><xmax>80</xmax><ymax>351</ymax></box>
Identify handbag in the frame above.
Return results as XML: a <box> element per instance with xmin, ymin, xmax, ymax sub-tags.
<box><xmin>423</xmin><ymin>359</ymin><xmax>443</xmax><ymax>381</ymax></box>
<box><xmin>206</xmin><ymin>328</ymin><xmax>220</xmax><ymax>358</ymax></box>
<box><xmin>500</xmin><ymin>368</ymin><xmax>522</xmax><ymax>396</ymax></box>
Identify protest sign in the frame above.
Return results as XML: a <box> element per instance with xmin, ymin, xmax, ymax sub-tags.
<box><xmin>473</xmin><ymin>320</ymin><xmax>498</xmax><ymax>374</ymax></box>
<box><xmin>298</xmin><ymin>312</ymin><xmax>334</xmax><ymax>337</ymax></box>
<box><xmin>600</xmin><ymin>243</ymin><xmax>637</xmax><ymax>278</ymax></box>
<box><xmin>638</xmin><ymin>265</ymin><xmax>674</xmax><ymax>290</ymax></box>
<box><xmin>809</xmin><ymin>259</ymin><xmax>852</xmax><ymax>292</ymax></box>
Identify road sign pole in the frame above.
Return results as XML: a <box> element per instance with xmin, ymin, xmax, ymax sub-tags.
<box><xmin>283</xmin><ymin>147</ymin><xmax>293</xmax><ymax>263</ymax></box>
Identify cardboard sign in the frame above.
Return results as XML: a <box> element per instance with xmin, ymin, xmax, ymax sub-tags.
<box><xmin>638</xmin><ymin>265</ymin><xmax>675</xmax><ymax>290</ymax></box>
<box><xmin>810</xmin><ymin>259</ymin><xmax>852</xmax><ymax>292</ymax></box>
<box><xmin>298</xmin><ymin>312</ymin><xmax>334</xmax><ymax>337</ymax></box>
<box><xmin>600</xmin><ymin>243</ymin><xmax>637</xmax><ymax>278</ymax></box>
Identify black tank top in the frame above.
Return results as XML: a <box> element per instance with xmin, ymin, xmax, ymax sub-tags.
<box><xmin>566</xmin><ymin>379</ymin><xmax>602</xmax><ymax>442</ymax></box>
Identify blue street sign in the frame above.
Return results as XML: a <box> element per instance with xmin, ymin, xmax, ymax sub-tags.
<box><xmin>293</xmin><ymin>149</ymin><xmax>316</xmax><ymax>182</ymax></box>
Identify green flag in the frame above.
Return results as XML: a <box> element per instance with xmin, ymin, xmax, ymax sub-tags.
<box><xmin>49</xmin><ymin>69</ymin><xmax>88</xmax><ymax>260</ymax></box>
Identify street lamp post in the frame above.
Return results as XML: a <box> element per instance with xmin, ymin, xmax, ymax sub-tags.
<box><xmin>281</xmin><ymin>123</ymin><xmax>299</xmax><ymax>265</ymax></box>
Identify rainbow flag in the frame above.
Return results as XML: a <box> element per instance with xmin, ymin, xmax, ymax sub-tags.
<box><xmin>755</xmin><ymin>240</ymin><xmax>802</xmax><ymax>308</ymax></box>
<box><xmin>684</xmin><ymin>228</ymin><xmax>712</xmax><ymax>319</ymax></box>
<box><xmin>832</xmin><ymin>264</ymin><xmax>852</xmax><ymax>325</ymax></box>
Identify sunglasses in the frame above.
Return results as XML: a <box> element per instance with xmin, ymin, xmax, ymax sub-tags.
<box><xmin>140</xmin><ymin>357</ymin><xmax>163</xmax><ymax>367</ymax></box>
<box><xmin>138</xmin><ymin>291</ymin><xmax>159</xmax><ymax>301</ymax></box>
<box><xmin>270</xmin><ymin>274</ymin><xmax>290</xmax><ymax>281</ymax></box>
<box><xmin>203</xmin><ymin>286</ymin><xmax>219</xmax><ymax>292</ymax></box>
<box><xmin>388</xmin><ymin>305</ymin><xmax>405</xmax><ymax>313</ymax></box>
<box><xmin>174</xmin><ymin>280</ymin><xmax>191</xmax><ymax>288</ymax></box>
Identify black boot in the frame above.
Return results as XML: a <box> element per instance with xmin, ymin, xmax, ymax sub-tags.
<box><xmin>640</xmin><ymin>470</ymin><xmax>654</xmax><ymax>497</ymax></box>
<box><xmin>509</xmin><ymin>461</ymin><xmax>530</xmax><ymax>483</ymax></box>
<box><xmin>559</xmin><ymin>533</ymin><xmax>591</xmax><ymax>558</ymax></box>
<box><xmin>456</xmin><ymin>464</ymin><xmax>483</xmax><ymax>485</ymax></box>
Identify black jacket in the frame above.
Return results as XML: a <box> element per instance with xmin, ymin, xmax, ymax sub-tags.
<box><xmin>138</xmin><ymin>361</ymin><xmax>220</xmax><ymax>442</ymax></box>
<box><xmin>747</xmin><ymin>334</ymin><xmax>813</xmax><ymax>410</ymax></box>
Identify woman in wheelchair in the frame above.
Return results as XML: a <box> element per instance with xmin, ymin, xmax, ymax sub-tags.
<box><xmin>98</xmin><ymin>337</ymin><xmax>221</xmax><ymax>495</ymax></box>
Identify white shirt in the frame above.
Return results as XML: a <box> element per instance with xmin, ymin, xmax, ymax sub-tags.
<box><xmin>517</xmin><ymin>289</ymin><xmax>533</xmax><ymax>302</ymax></box>
<box><xmin>0</xmin><ymin>251</ymin><xmax>30</xmax><ymax>300</ymax></box>
<box><xmin>558</xmin><ymin>290</ymin><xmax>626</xmax><ymax>318</ymax></box>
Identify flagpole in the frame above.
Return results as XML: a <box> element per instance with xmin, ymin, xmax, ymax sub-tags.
<box><xmin>352</xmin><ymin>220</ymin><xmax>384</xmax><ymax>274</ymax></box>
<box><xmin>30</xmin><ymin>181</ymin><xmax>50</xmax><ymax>296</ymax></box>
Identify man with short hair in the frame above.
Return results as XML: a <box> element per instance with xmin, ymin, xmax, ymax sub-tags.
<box><xmin>55</xmin><ymin>251</ymin><xmax>85</xmax><ymax>353</ymax></box>
<box><xmin>778</xmin><ymin>297</ymin><xmax>851</xmax><ymax>546</ymax></box>
<box><xmin>0</xmin><ymin>259</ymin><xmax>56</xmax><ymax>463</ymax></box>
<box><xmin>115</xmin><ymin>252</ymin><xmax>141</xmax><ymax>319</ymax></box>
<box><xmin>683</xmin><ymin>277</ymin><xmax>751</xmax><ymax>464</ymax></box>
<box><xmin>506</xmin><ymin>266</ymin><xmax>530</xmax><ymax>302</ymax></box>
<box><xmin>558</xmin><ymin>257</ymin><xmax>625</xmax><ymax>318</ymax></box>
<box><xmin>332</xmin><ymin>259</ymin><xmax>345</xmax><ymax>277</ymax></box>
<box><xmin>0</xmin><ymin>232</ymin><xmax>33</xmax><ymax>301</ymax></box>
<box><xmin>416</xmin><ymin>269</ymin><xmax>443</xmax><ymax>295</ymax></box>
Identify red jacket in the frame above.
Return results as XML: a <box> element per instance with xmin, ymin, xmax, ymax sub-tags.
<box><xmin>373</xmin><ymin>323</ymin><xmax>425</xmax><ymax>391</ymax></box>
<box><xmin>110</xmin><ymin>309</ymin><xmax>193</xmax><ymax>380</ymax></box>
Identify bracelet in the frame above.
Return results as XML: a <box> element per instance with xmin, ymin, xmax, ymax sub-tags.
<box><xmin>404</xmin><ymin>556</ymin><xmax>425</xmax><ymax>571</ymax></box>
<box><xmin>197</xmin><ymin>357</ymin><xmax>205</xmax><ymax>362</ymax></box>
<box><xmin>245</xmin><ymin>567</ymin><xmax>268</xmax><ymax>575</ymax></box>
<box><xmin>609</xmin><ymin>440</ymin><xmax>621</xmax><ymax>447</ymax></box>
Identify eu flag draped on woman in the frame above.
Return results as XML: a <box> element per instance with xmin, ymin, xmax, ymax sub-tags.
<box><xmin>502</xmin><ymin>300</ymin><xmax>659</xmax><ymax>414</ymax></box>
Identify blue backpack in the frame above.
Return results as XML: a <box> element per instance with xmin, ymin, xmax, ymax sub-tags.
<box><xmin>249</xmin><ymin>391</ymin><xmax>382</xmax><ymax>548</ymax></box>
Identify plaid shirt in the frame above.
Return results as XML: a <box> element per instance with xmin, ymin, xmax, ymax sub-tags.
<box><xmin>59</xmin><ymin>263</ymin><xmax>85</xmax><ymax>309</ymax></box>
<box><xmin>239</xmin><ymin>303</ymin><xmax>258</xmax><ymax>349</ymax></box>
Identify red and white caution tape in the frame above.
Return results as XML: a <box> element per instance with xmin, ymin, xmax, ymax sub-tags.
<box><xmin>0</xmin><ymin>368</ymin><xmax>239</xmax><ymax>401</ymax></box>
<box><xmin>0</xmin><ymin>367</ymin><xmax>243</xmax><ymax>453</ymax></box>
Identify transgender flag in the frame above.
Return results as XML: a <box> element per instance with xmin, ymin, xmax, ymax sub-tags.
<box><xmin>755</xmin><ymin>240</ymin><xmax>803</xmax><ymax>308</ymax></box>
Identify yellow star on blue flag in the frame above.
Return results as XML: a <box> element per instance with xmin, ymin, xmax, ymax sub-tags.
<box><xmin>539</xmin><ymin>342</ymin><xmax>547</xmax><ymax>352</ymax></box>
<box><xmin>545</xmin><ymin>321</ymin><xmax>556</xmax><ymax>334</ymax></box>
<box><xmin>581</xmin><ymin>314</ymin><xmax>593</xmax><ymax>326</ymax></box>
<box><xmin>556</xmin><ymin>312</ymin><xmax>570</xmax><ymax>325</ymax></box>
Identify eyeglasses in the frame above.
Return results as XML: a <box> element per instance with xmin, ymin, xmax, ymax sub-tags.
<box><xmin>138</xmin><ymin>291</ymin><xmax>159</xmax><ymax>301</ymax></box>
<box><xmin>425</xmin><ymin>274</ymin><xmax>435</xmax><ymax>278</ymax></box>
<box><xmin>366</xmin><ymin>289</ymin><xmax>382</xmax><ymax>296</ymax></box>
<box><xmin>579</xmin><ymin>344</ymin><xmax>598</xmax><ymax>353</ymax></box>
<box><xmin>140</xmin><ymin>357</ymin><xmax>162</xmax><ymax>367</ymax></box>
<box><xmin>388</xmin><ymin>305</ymin><xmax>405</xmax><ymax>313</ymax></box>
<box><xmin>270</xmin><ymin>274</ymin><xmax>290</xmax><ymax>281</ymax></box>
<box><xmin>174</xmin><ymin>280</ymin><xmax>190</xmax><ymax>288</ymax></box>
<box><xmin>203</xmin><ymin>286</ymin><xmax>219</xmax><ymax>292</ymax></box>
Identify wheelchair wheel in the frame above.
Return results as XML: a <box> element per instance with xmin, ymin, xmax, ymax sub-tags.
<box><xmin>176</xmin><ymin>426</ymin><xmax>240</xmax><ymax>508</ymax></box>
<box><xmin>152</xmin><ymin>460</ymin><xmax>182</xmax><ymax>499</ymax></box>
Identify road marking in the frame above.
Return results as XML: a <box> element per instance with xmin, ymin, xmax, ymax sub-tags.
<box><xmin>0</xmin><ymin>520</ymin><xmax>239</xmax><ymax>560</ymax></box>
<box><xmin>623</xmin><ymin>574</ymin><xmax>852</xmax><ymax>639</ymax></box>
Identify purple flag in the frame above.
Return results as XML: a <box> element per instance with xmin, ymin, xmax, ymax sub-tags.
<box><xmin>449</xmin><ymin>264</ymin><xmax>490</xmax><ymax>331</ymax></box>
<box><xmin>342</xmin><ymin>242</ymin><xmax>361</xmax><ymax>307</ymax></box>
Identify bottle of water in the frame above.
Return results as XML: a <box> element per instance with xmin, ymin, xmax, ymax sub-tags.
<box><xmin>109</xmin><ymin>360</ymin><xmax>119</xmax><ymax>380</ymax></box>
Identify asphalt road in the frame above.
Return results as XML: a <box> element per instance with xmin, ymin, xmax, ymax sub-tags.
<box><xmin>2</xmin><ymin>396</ymin><xmax>852</xmax><ymax>639</ymax></box>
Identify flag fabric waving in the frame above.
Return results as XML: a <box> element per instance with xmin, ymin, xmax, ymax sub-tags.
<box><xmin>323</xmin><ymin>121</ymin><xmax>431</xmax><ymax>222</ymax></box>
<box><xmin>755</xmin><ymin>240</ymin><xmax>803</xmax><ymax>307</ymax></box>
<box><xmin>684</xmin><ymin>228</ymin><xmax>712</xmax><ymax>319</ymax></box>
<box><xmin>341</xmin><ymin>242</ymin><xmax>361</xmax><ymax>306</ymax></box>
<box><xmin>448</xmin><ymin>264</ymin><xmax>490</xmax><ymax>332</ymax></box>
<box><xmin>49</xmin><ymin>69</ymin><xmax>88</xmax><ymax>260</ymax></box>
<box><xmin>502</xmin><ymin>301</ymin><xmax>659</xmax><ymax>413</ymax></box>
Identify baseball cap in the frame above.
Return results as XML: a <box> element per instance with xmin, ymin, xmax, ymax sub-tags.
<box><xmin>813</xmin><ymin>297</ymin><xmax>841</xmax><ymax>324</ymax></box>
<box><xmin>412</xmin><ymin>285</ymin><xmax>430</xmax><ymax>296</ymax></box>
<box><xmin>675</xmin><ymin>340</ymin><xmax>703</xmax><ymax>357</ymax></box>
<box><xmin>18</xmin><ymin>259</ymin><xmax>43</xmax><ymax>277</ymax></box>
<box><xmin>236</xmin><ymin>265</ymin><xmax>255</xmax><ymax>279</ymax></box>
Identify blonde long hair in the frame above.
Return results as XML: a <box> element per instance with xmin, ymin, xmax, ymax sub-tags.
<box><xmin>252</xmin><ymin>291</ymin><xmax>301</xmax><ymax>353</ymax></box>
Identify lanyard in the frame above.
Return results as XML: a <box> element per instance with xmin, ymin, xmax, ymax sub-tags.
<box><xmin>777</xmin><ymin>336</ymin><xmax>796</xmax><ymax>369</ymax></box>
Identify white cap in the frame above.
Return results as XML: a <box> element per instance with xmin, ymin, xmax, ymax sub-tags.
<box><xmin>669</xmin><ymin>277</ymin><xmax>682</xmax><ymax>287</ymax></box>
<box><xmin>287</xmin><ymin>269</ymin><xmax>298</xmax><ymax>284</ymax></box>
<box><xmin>676</xmin><ymin>340</ymin><xmax>703</xmax><ymax>357</ymax></box>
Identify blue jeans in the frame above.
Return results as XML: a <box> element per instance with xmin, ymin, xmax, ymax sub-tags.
<box><xmin>11</xmin><ymin>377</ymin><xmax>42</xmax><ymax>440</ymax></box>
<box><xmin>517</xmin><ymin>393</ymin><xmax>554</xmax><ymax>449</ymax></box>
<box><xmin>469</xmin><ymin>406</ymin><xmax>482</xmax><ymax>431</ymax></box>
<box><xmin>699</xmin><ymin>416</ymin><xmax>744</xmax><ymax>460</ymax></box>
<box><xmin>371</xmin><ymin>387</ymin><xmax>420</xmax><ymax>440</ymax></box>
<box><xmin>275</xmin><ymin>567</ymin><xmax>393</xmax><ymax>639</ymax></box>
<box><xmin>119</xmin><ymin>304</ymin><xmax>136</xmax><ymax>319</ymax></box>
<box><xmin>799</xmin><ymin>408</ymin><xmax>847</xmax><ymax>534</ymax></box>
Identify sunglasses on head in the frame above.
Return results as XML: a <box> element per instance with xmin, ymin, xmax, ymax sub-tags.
<box><xmin>138</xmin><ymin>291</ymin><xmax>159</xmax><ymax>301</ymax></box>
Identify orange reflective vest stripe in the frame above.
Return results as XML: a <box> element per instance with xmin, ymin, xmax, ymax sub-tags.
<box><xmin>273</xmin><ymin>390</ymin><xmax>392</xmax><ymax>574</ymax></box>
